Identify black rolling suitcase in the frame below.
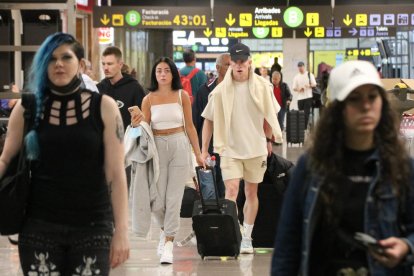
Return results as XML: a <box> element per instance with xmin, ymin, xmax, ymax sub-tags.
<box><xmin>192</xmin><ymin>166</ymin><xmax>241</xmax><ymax>259</ymax></box>
<box><xmin>286</xmin><ymin>108</ymin><xmax>305</xmax><ymax>145</ymax></box>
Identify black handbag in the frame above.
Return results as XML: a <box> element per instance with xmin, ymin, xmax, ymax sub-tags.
<box><xmin>308</xmin><ymin>72</ymin><xmax>322</xmax><ymax>108</ymax></box>
<box><xmin>0</xmin><ymin>93</ymin><xmax>35</xmax><ymax>235</ymax></box>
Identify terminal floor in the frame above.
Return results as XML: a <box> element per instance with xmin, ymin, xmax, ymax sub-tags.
<box><xmin>0</xmin><ymin>135</ymin><xmax>306</xmax><ymax>276</ymax></box>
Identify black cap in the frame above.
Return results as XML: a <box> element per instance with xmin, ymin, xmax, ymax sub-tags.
<box><xmin>229</xmin><ymin>43</ymin><xmax>250</xmax><ymax>62</ymax></box>
<box><xmin>297</xmin><ymin>61</ymin><xmax>305</xmax><ymax>67</ymax></box>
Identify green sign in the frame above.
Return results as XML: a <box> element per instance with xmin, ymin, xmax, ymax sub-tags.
<box><xmin>252</xmin><ymin>27</ymin><xmax>270</xmax><ymax>38</ymax></box>
<box><xmin>125</xmin><ymin>10</ymin><xmax>141</xmax><ymax>26</ymax></box>
<box><xmin>283</xmin><ymin>7</ymin><xmax>304</xmax><ymax>28</ymax></box>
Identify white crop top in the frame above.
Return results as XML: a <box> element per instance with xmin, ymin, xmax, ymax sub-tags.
<box><xmin>151</xmin><ymin>103</ymin><xmax>184</xmax><ymax>130</ymax></box>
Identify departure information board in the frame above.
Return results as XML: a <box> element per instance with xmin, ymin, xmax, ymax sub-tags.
<box><xmin>93</xmin><ymin>5</ymin><xmax>413</xmax><ymax>39</ymax></box>
<box><xmin>94</xmin><ymin>6</ymin><xmax>210</xmax><ymax>28</ymax></box>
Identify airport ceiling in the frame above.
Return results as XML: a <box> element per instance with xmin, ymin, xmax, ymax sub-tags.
<box><xmin>0</xmin><ymin>0</ymin><xmax>413</xmax><ymax>4</ymax></box>
<box><xmin>110</xmin><ymin>0</ymin><xmax>414</xmax><ymax>5</ymax></box>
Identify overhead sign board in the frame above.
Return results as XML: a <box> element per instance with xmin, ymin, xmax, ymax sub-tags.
<box><xmin>93</xmin><ymin>5</ymin><xmax>334</xmax><ymax>29</ymax></box>
<box><xmin>345</xmin><ymin>47</ymin><xmax>381</xmax><ymax>57</ymax></box>
<box><xmin>93</xmin><ymin>5</ymin><xmax>411</xmax><ymax>39</ymax></box>
<box><xmin>296</xmin><ymin>26</ymin><xmax>396</xmax><ymax>38</ymax></box>
<box><xmin>193</xmin><ymin>27</ymin><xmax>293</xmax><ymax>39</ymax></box>
<box><xmin>93</xmin><ymin>6</ymin><xmax>210</xmax><ymax>28</ymax></box>
<box><xmin>334</xmin><ymin>5</ymin><xmax>414</xmax><ymax>28</ymax></box>
<box><xmin>213</xmin><ymin>6</ymin><xmax>332</xmax><ymax>29</ymax></box>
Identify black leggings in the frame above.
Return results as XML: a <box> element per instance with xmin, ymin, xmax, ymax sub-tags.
<box><xmin>18</xmin><ymin>218</ymin><xmax>113</xmax><ymax>276</ymax></box>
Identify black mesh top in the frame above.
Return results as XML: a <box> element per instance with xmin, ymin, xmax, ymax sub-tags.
<box><xmin>28</xmin><ymin>89</ymin><xmax>112</xmax><ymax>226</ymax></box>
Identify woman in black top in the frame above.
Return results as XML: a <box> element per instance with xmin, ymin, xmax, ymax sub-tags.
<box><xmin>0</xmin><ymin>33</ymin><xmax>129</xmax><ymax>275</ymax></box>
<box><xmin>272</xmin><ymin>60</ymin><xmax>414</xmax><ymax>275</ymax></box>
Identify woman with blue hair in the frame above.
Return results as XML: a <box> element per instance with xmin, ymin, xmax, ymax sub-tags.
<box><xmin>0</xmin><ymin>33</ymin><xmax>129</xmax><ymax>275</ymax></box>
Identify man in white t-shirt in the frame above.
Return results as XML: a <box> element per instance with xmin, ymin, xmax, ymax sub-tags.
<box><xmin>292</xmin><ymin>61</ymin><xmax>316</xmax><ymax>128</ymax></box>
<box><xmin>201</xmin><ymin>43</ymin><xmax>282</xmax><ymax>254</ymax></box>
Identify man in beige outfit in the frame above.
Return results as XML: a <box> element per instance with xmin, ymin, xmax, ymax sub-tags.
<box><xmin>201</xmin><ymin>43</ymin><xmax>282</xmax><ymax>254</ymax></box>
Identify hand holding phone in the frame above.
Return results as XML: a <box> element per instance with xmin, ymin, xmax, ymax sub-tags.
<box><xmin>128</xmin><ymin>106</ymin><xmax>141</xmax><ymax>115</ymax></box>
<box><xmin>128</xmin><ymin>106</ymin><xmax>144</xmax><ymax>127</ymax></box>
<box><xmin>354</xmin><ymin>232</ymin><xmax>385</xmax><ymax>255</ymax></box>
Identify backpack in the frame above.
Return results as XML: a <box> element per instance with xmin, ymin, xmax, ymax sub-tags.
<box><xmin>180</xmin><ymin>68</ymin><xmax>200</xmax><ymax>103</ymax></box>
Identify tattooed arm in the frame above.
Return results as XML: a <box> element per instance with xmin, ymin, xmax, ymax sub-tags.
<box><xmin>101</xmin><ymin>95</ymin><xmax>130</xmax><ymax>268</ymax></box>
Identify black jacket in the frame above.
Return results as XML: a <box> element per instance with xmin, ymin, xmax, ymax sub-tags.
<box><xmin>192</xmin><ymin>78</ymin><xmax>218</xmax><ymax>153</ymax></box>
<box><xmin>97</xmin><ymin>74</ymin><xmax>146</xmax><ymax>129</ymax></box>
<box><xmin>274</xmin><ymin>82</ymin><xmax>292</xmax><ymax>109</ymax></box>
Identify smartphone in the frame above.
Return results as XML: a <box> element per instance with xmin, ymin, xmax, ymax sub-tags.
<box><xmin>354</xmin><ymin>232</ymin><xmax>385</xmax><ymax>254</ymax></box>
<box><xmin>128</xmin><ymin>106</ymin><xmax>141</xmax><ymax>115</ymax></box>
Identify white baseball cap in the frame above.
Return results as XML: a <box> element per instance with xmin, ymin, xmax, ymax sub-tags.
<box><xmin>328</xmin><ymin>60</ymin><xmax>384</xmax><ymax>102</ymax></box>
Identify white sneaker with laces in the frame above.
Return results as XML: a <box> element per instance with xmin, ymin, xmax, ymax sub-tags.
<box><xmin>160</xmin><ymin>241</ymin><xmax>174</xmax><ymax>264</ymax></box>
<box><xmin>240</xmin><ymin>237</ymin><xmax>254</xmax><ymax>254</ymax></box>
<box><xmin>157</xmin><ymin>231</ymin><xmax>165</xmax><ymax>256</ymax></box>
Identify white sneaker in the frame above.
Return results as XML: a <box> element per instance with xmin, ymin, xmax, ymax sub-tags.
<box><xmin>157</xmin><ymin>231</ymin><xmax>165</xmax><ymax>257</ymax></box>
<box><xmin>160</xmin><ymin>241</ymin><xmax>174</xmax><ymax>264</ymax></box>
<box><xmin>240</xmin><ymin>237</ymin><xmax>254</xmax><ymax>254</ymax></box>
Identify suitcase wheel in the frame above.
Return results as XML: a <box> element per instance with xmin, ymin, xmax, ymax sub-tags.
<box><xmin>201</xmin><ymin>254</ymin><xmax>205</xmax><ymax>260</ymax></box>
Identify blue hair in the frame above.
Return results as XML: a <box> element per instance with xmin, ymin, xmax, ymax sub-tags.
<box><xmin>25</xmin><ymin>32</ymin><xmax>82</xmax><ymax>160</ymax></box>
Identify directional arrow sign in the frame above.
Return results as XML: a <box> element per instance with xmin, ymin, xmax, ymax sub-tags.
<box><xmin>349</xmin><ymin>27</ymin><xmax>358</xmax><ymax>36</ymax></box>
<box><xmin>343</xmin><ymin>14</ymin><xmax>353</xmax><ymax>26</ymax></box>
<box><xmin>225</xmin><ymin>13</ymin><xmax>236</xmax><ymax>26</ymax></box>
<box><xmin>100</xmin><ymin>14</ymin><xmax>110</xmax><ymax>25</ymax></box>
<box><xmin>203</xmin><ymin>27</ymin><xmax>212</xmax><ymax>37</ymax></box>
<box><xmin>304</xmin><ymin>27</ymin><xmax>312</xmax><ymax>37</ymax></box>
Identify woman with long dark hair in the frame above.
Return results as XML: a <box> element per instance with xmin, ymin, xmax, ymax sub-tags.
<box><xmin>130</xmin><ymin>57</ymin><xmax>202</xmax><ymax>264</ymax></box>
<box><xmin>0</xmin><ymin>33</ymin><xmax>129</xmax><ymax>275</ymax></box>
<box><xmin>272</xmin><ymin>60</ymin><xmax>414</xmax><ymax>275</ymax></box>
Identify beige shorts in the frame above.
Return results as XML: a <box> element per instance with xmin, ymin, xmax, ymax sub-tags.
<box><xmin>220</xmin><ymin>155</ymin><xmax>267</xmax><ymax>184</ymax></box>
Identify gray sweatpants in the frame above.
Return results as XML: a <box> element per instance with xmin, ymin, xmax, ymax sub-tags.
<box><xmin>153</xmin><ymin>132</ymin><xmax>191</xmax><ymax>237</ymax></box>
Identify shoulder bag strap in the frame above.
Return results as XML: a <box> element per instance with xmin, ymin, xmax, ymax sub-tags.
<box><xmin>187</xmin><ymin>68</ymin><xmax>200</xmax><ymax>80</ymax></box>
<box><xmin>18</xmin><ymin>93</ymin><xmax>35</xmax><ymax>164</ymax></box>
<box><xmin>179</xmin><ymin>90</ymin><xmax>188</xmax><ymax>137</ymax></box>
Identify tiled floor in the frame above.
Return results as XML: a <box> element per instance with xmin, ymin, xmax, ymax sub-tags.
<box><xmin>0</xmin><ymin>218</ymin><xmax>278</xmax><ymax>276</ymax></box>
<box><xmin>0</xmin><ymin>135</ymin><xmax>306</xmax><ymax>276</ymax></box>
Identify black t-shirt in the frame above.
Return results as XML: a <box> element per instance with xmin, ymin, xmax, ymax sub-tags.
<box><xmin>309</xmin><ymin>147</ymin><xmax>375</xmax><ymax>275</ymax></box>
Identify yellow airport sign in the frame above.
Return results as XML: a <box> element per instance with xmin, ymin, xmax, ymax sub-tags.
<box><xmin>112</xmin><ymin>14</ymin><xmax>124</xmax><ymax>26</ymax></box>
<box><xmin>271</xmin><ymin>27</ymin><xmax>283</xmax><ymax>37</ymax></box>
<box><xmin>356</xmin><ymin>14</ymin><xmax>368</xmax><ymax>26</ymax></box>
<box><xmin>215</xmin><ymin>27</ymin><xmax>227</xmax><ymax>37</ymax></box>
<box><xmin>306</xmin><ymin>13</ymin><xmax>319</xmax><ymax>26</ymax></box>
<box><xmin>226</xmin><ymin>13</ymin><xmax>236</xmax><ymax>26</ymax></box>
<box><xmin>239</xmin><ymin>13</ymin><xmax>253</xmax><ymax>27</ymax></box>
